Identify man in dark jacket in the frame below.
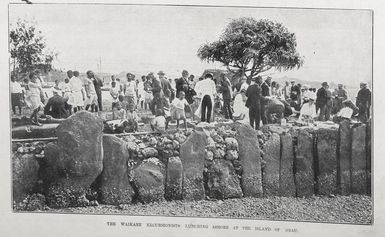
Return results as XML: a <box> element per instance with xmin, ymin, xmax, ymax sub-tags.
<box><xmin>44</xmin><ymin>89</ymin><xmax>68</xmax><ymax>119</ymax></box>
<box><xmin>260</xmin><ymin>76</ymin><xmax>271</xmax><ymax>125</ymax></box>
<box><xmin>86</xmin><ymin>70</ymin><xmax>104</xmax><ymax>111</ymax></box>
<box><xmin>219</xmin><ymin>75</ymin><xmax>232</xmax><ymax>119</ymax></box>
<box><xmin>316</xmin><ymin>82</ymin><xmax>329</xmax><ymax>121</ymax></box>
<box><xmin>246</xmin><ymin>76</ymin><xmax>262</xmax><ymax>129</ymax></box>
<box><xmin>356</xmin><ymin>82</ymin><xmax>371</xmax><ymax>122</ymax></box>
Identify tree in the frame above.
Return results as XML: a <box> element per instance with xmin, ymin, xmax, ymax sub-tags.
<box><xmin>9</xmin><ymin>19</ymin><xmax>57</xmax><ymax>75</ymax></box>
<box><xmin>197</xmin><ymin>18</ymin><xmax>304</xmax><ymax>80</ymax></box>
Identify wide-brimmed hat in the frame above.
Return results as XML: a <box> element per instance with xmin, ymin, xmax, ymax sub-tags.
<box><xmin>205</xmin><ymin>73</ymin><xmax>213</xmax><ymax>78</ymax></box>
<box><xmin>157</xmin><ymin>71</ymin><xmax>165</xmax><ymax>76</ymax></box>
<box><xmin>321</xmin><ymin>82</ymin><xmax>328</xmax><ymax>87</ymax></box>
<box><xmin>308</xmin><ymin>93</ymin><xmax>316</xmax><ymax>101</ymax></box>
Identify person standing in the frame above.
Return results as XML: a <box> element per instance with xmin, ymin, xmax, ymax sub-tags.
<box><xmin>68</xmin><ymin>70</ymin><xmax>85</xmax><ymax>113</ymax></box>
<box><xmin>334</xmin><ymin>83</ymin><xmax>348</xmax><ymax>113</ymax></box>
<box><xmin>10</xmin><ymin>75</ymin><xmax>23</xmax><ymax>115</ymax></box>
<box><xmin>84</xmin><ymin>74</ymin><xmax>99</xmax><ymax>112</ymax></box>
<box><xmin>219</xmin><ymin>74</ymin><xmax>233</xmax><ymax>120</ymax></box>
<box><xmin>260</xmin><ymin>76</ymin><xmax>271</xmax><ymax>125</ymax></box>
<box><xmin>356</xmin><ymin>82</ymin><xmax>371</xmax><ymax>122</ymax></box>
<box><xmin>282</xmin><ymin>81</ymin><xmax>291</xmax><ymax>101</ymax></box>
<box><xmin>86</xmin><ymin>70</ymin><xmax>104</xmax><ymax>111</ymax></box>
<box><xmin>26</xmin><ymin>72</ymin><xmax>44</xmax><ymax>126</ymax></box>
<box><xmin>124</xmin><ymin>73</ymin><xmax>137</xmax><ymax>111</ymax></box>
<box><xmin>149</xmin><ymin>72</ymin><xmax>163</xmax><ymax>115</ymax></box>
<box><xmin>176</xmin><ymin>70</ymin><xmax>190</xmax><ymax>97</ymax></box>
<box><xmin>316</xmin><ymin>82</ymin><xmax>329</xmax><ymax>121</ymax></box>
<box><xmin>137</xmin><ymin>76</ymin><xmax>146</xmax><ymax>110</ymax></box>
<box><xmin>194</xmin><ymin>73</ymin><xmax>217</xmax><ymax>123</ymax></box>
<box><xmin>245</xmin><ymin>77</ymin><xmax>262</xmax><ymax>129</ymax></box>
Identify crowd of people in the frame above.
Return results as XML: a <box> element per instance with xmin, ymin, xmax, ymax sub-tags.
<box><xmin>10</xmin><ymin>68</ymin><xmax>371</xmax><ymax>131</ymax></box>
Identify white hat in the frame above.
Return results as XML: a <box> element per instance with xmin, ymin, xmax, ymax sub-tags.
<box><xmin>308</xmin><ymin>92</ymin><xmax>316</xmax><ymax>101</ymax></box>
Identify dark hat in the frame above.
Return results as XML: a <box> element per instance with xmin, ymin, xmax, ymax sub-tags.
<box><xmin>322</xmin><ymin>82</ymin><xmax>328</xmax><ymax>86</ymax></box>
<box><xmin>205</xmin><ymin>73</ymin><xmax>213</xmax><ymax>79</ymax></box>
<box><xmin>157</xmin><ymin>70</ymin><xmax>165</xmax><ymax>76</ymax></box>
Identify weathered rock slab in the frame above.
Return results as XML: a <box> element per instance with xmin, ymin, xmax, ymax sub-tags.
<box><xmin>207</xmin><ymin>159</ymin><xmax>243</xmax><ymax>199</ymax></box>
<box><xmin>165</xmin><ymin>156</ymin><xmax>183</xmax><ymax>200</ymax></box>
<box><xmin>295</xmin><ymin>128</ymin><xmax>315</xmax><ymax>197</ymax></box>
<box><xmin>130</xmin><ymin>159</ymin><xmax>165</xmax><ymax>203</ymax></box>
<box><xmin>13</xmin><ymin>153</ymin><xmax>40</xmax><ymax>203</ymax></box>
<box><xmin>99</xmin><ymin>135</ymin><xmax>135</xmax><ymax>205</ymax></box>
<box><xmin>180</xmin><ymin>130</ymin><xmax>207</xmax><ymax>201</ymax></box>
<box><xmin>44</xmin><ymin>111</ymin><xmax>104</xmax><ymax>208</ymax></box>
<box><xmin>351</xmin><ymin>124</ymin><xmax>367</xmax><ymax>194</ymax></box>
<box><xmin>280</xmin><ymin>133</ymin><xmax>296</xmax><ymax>197</ymax></box>
<box><xmin>338</xmin><ymin>120</ymin><xmax>352</xmax><ymax>195</ymax></box>
<box><xmin>234</xmin><ymin>123</ymin><xmax>263</xmax><ymax>197</ymax></box>
<box><xmin>316</xmin><ymin>128</ymin><xmax>338</xmax><ymax>195</ymax></box>
<box><xmin>262</xmin><ymin>133</ymin><xmax>281</xmax><ymax>196</ymax></box>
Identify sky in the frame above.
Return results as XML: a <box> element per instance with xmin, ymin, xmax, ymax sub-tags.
<box><xmin>9</xmin><ymin>4</ymin><xmax>372</xmax><ymax>86</ymax></box>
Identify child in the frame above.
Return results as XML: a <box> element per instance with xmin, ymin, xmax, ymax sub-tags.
<box><xmin>170</xmin><ymin>91</ymin><xmax>191</xmax><ymax>130</ymax></box>
<box><xmin>126</xmin><ymin>107</ymin><xmax>139</xmax><ymax>132</ymax></box>
<box><xmin>112</xmin><ymin>102</ymin><xmax>127</xmax><ymax>120</ymax></box>
<box><xmin>151</xmin><ymin>109</ymin><xmax>166</xmax><ymax>132</ymax></box>
<box><xmin>110</xmin><ymin>81</ymin><xmax>120</xmax><ymax>109</ymax></box>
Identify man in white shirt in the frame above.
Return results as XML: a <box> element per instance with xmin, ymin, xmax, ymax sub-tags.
<box><xmin>68</xmin><ymin>70</ymin><xmax>85</xmax><ymax>113</ymax></box>
<box><xmin>194</xmin><ymin>73</ymin><xmax>217</xmax><ymax>123</ymax></box>
<box><xmin>11</xmin><ymin>75</ymin><xmax>23</xmax><ymax>115</ymax></box>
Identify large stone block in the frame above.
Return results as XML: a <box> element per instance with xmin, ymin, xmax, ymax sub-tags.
<box><xmin>165</xmin><ymin>156</ymin><xmax>183</xmax><ymax>200</ymax></box>
<box><xmin>99</xmin><ymin>135</ymin><xmax>135</xmax><ymax>205</ymax></box>
<box><xmin>180</xmin><ymin>130</ymin><xmax>207</xmax><ymax>201</ymax></box>
<box><xmin>338</xmin><ymin>120</ymin><xmax>352</xmax><ymax>195</ymax></box>
<box><xmin>130</xmin><ymin>159</ymin><xmax>165</xmax><ymax>203</ymax></box>
<box><xmin>351</xmin><ymin>124</ymin><xmax>367</xmax><ymax>194</ymax></box>
<box><xmin>234</xmin><ymin>123</ymin><xmax>263</xmax><ymax>197</ymax></box>
<box><xmin>12</xmin><ymin>153</ymin><xmax>40</xmax><ymax>203</ymax></box>
<box><xmin>44</xmin><ymin>111</ymin><xmax>104</xmax><ymax>208</ymax></box>
<box><xmin>295</xmin><ymin>128</ymin><xmax>315</xmax><ymax>197</ymax></box>
<box><xmin>366</xmin><ymin>120</ymin><xmax>371</xmax><ymax>195</ymax></box>
<box><xmin>280</xmin><ymin>133</ymin><xmax>296</xmax><ymax>197</ymax></box>
<box><xmin>262</xmin><ymin>133</ymin><xmax>281</xmax><ymax>196</ymax></box>
<box><xmin>316</xmin><ymin>128</ymin><xmax>338</xmax><ymax>195</ymax></box>
<box><xmin>207</xmin><ymin>159</ymin><xmax>243</xmax><ymax>199</ymax></box>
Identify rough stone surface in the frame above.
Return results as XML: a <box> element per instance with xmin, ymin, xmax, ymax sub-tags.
<box><xmin>338</xmin><ymin>120</ymin><xmax>352</xmax><ymax>195</ymax></box>
<box><xmin>234</xmin><ymin>123</ymin><xmax>263</xmax><ymax>197</ymax></box>
<box><xmin>366</xmin><ymin>120</ymin><xmax>371</xmax><ymax>195</ymax></box>
<box><xmin>262</xmin><ymin>133</ymin><xmax>281</xmax><ymax>196</ymax></box>
<box><xmin>99</xmin><ymin>135</ymin><xmax>135</xmax><ymax>205</ymax></box>
<box><xmin>45</xmin><ymin>111</ymin><xmax>104</xmax><ymax>208</ymax></box>
<box><xmin>295</xmin><ymin>128</ymin><xmax>315</xmax><ymax>197</ymax></box>
<box><xmin>316</xmin><ymin>128</ymin><xmax>338</xmax><ymax>195</ymax></box>
<box><xmin>351</xmin><ymin>124</ymin><xmax>367</xmax><ymax>194</ymax></box>
<box><xmin>130</xmin><ymin>159</ymin><xmax>165</xmax><ymax>203</ymax></box>
<box><xmin>165</xmin><ymin>156</ymin><xmax>183</xmax><ymax>200</ymax></box>
<box><xmin>280</xmin><ymin>133</ymin><xmax>296</xmax><ymax>197</ymax></box>
<box><xmin>14</xmin><ymin>193</ymin><xmax>46</xmax><ymax>211</ymax></box>
<box><xmin>180</xmin><ymin>130</ymin><xmax>207</xmax><ymax>201</ymax></box>
<box><xmin>12</xmin><ymin>153</ymin><xmax>40</xmax><ymax>203</ymax></box>
<box><xmin>207</xmin><ymin>159</ymin><xmax>243</xmax><ymax>199</ymax></box>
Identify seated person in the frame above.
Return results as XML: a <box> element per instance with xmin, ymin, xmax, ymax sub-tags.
<box><xmin>265</xmin><ymin>97</ymin><xmax>285</xmax><ymax>124</ymax></box>
<box><xmin>43</xmin><ymin>88</ymin><xmax>68</xmax><ymax>119</ymax></box>
<box><xmin>112</xmin><ymin>102</ymin><xmax>126</xmax><ymax>120</ymax></box>
<box><xmin>126</xmin><ymin>107</ymin><xmax>139</xmax><ymax>133</ymax></box>
<box><xmin>299</xmin><ymin>94</ymin><xmax>317</xmax><ymax>122</ymax></box>
<box><xmin>333</xmin><ymin>99</ymin><xmax>358</xmax><ymax>123</ymax></box>
<box><xmin>169</xmin><ymin>91</ymin><xmax>191</xmax><ymax>130</ymax></box>
<box><xmin>151</xmin><ymin>109</ymin><xmax>166</xmax><ymax>132</ymax></box>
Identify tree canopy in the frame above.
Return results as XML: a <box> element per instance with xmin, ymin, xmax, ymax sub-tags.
<box><xmin>9</xmin><ymin>19</ymin><xmax>57</xmax><ymax>75</ymax></box>
<box><xmin>197</xmin><ymin>17</ymin><xmax>304</xmax><ymax>80</ymax></box>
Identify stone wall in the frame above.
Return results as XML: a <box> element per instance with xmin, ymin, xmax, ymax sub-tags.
<box><xmin>12</xmin><ymin>112</ymin><xmax>371</xmax><ymax>210</ymax></box>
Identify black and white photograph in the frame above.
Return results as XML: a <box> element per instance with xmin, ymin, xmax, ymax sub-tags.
<box><xmin>1</xmin><ymin>0</ymin><xmax>384</xmax><ymax>236</ymax></box>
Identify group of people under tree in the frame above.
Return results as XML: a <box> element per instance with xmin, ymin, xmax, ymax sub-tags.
<box><xmin>11</xmin><ymin>67</ymin><xmax>371</xmax><ymax>131</ymax></box>
<box><xmin>231</xmin><ymin>75</ymin><xmax>371</xmax><ymax>130</ymax></box>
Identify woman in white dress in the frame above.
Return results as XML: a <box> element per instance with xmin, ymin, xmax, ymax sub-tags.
<box><xmin>26</xmin><ymin>73</ymin><xmax>44</xmax><ymax>126</ymax></box>
<box><xmin>232</xmin><ymin>78</ymin><xmax>249</xmax><ymax>124</ymax></box>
